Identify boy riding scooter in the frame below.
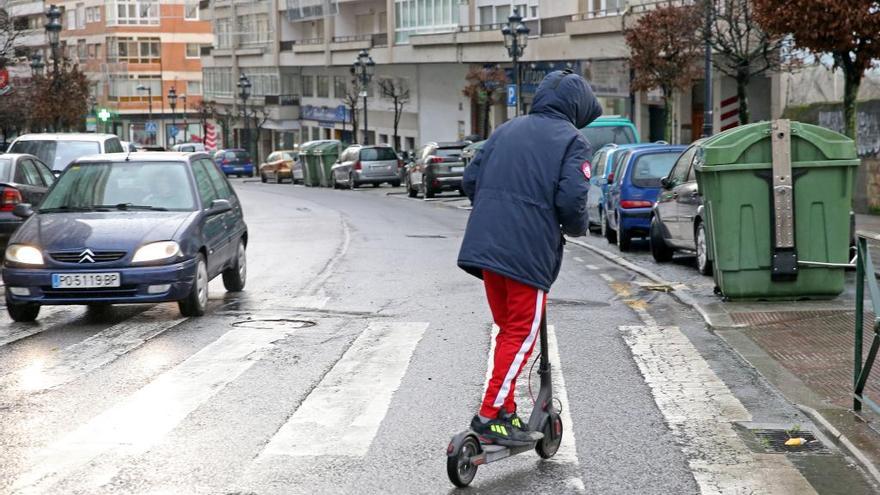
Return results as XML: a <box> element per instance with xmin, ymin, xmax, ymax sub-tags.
<box><xmin>455</xmin><ymin>70</ymin><xmax>601</xmax><ymax>450</ymax></box>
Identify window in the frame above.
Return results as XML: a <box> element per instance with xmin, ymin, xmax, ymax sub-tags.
<box><xmin>669</xmin><ymin>146</ymin><xmax>696</xmax><ymax>186</ymax></box>
<box><xmin>201</xmin><ymin>159</ymin><xmax>232</xmax><ymax>199</ymax></box>
<box><xmin>67</xmin><ymin>8</ymin><xmax>76</xmax><ymax>30</ymax></box>
<box><xmin>77</xmin><ymin>40</ymin><xmax>87</xmax><ymax>60</ymax></box>
<box><xmin>108</xmin><ymin>74</ymin><xmax>161</xmax><ymax>102</ymax></box>
<box><xmin>16</xmin><ymin>159</ymin><xmax>43</xmax><ymax>186</ymax></box>
<box><xmin>107</xmin><ymin>37</ymin><xmax>160</xmax><ymax>64</ymax></box>
<box><xmin>238</xmin><ymin>14</ymin><xmax>270</xmax><ymax>45</ymax></box>
<box><xmin>530</xmin><ymin>5</ymin><xmax>538</xmax><ymax>18</ymax></box>
<box><xmin>394</xmin><ymin>0</ymin><xmax>460</xmax><ymax>43</ymax></box>
<box><xmin>631</xmin><ymin>153</ymin><xmax>679</xmax><ymax>188</ymax></box>
<box><xmin>187</xmin><ymin>80</ymin><xmax>202</xmax><ymax>95</ymax></box>
<box><xmin>192</xmin><ymin>161</ymin><xmax>218</xmax><ymax>206</ymax></box>
<box><xmin>215</xmin><ymin>18</ymin><xmax>232</xmax><ymax>49</ymax></box>
<box><xmin>35</xmin><ymin>161</ymin><xmax>55</xmax><ymax>187</ymax></box>
<box><xmin>301</xmin><ymin>75</ymin><xmax>314</xmax><ymax>97</ymax></box>
<box><xmin>76</xmin><ymin>3</ymin><xmax>85</xmax><ymax>29</ymax></box>
<box><xmin>241</xmin><ymin>68</ymin><xmax>279</xmax><ymax>97</ymax></box>
<box><xmin>186</xmin><ymin>43</ymin><xmax>200</xmax><ymax>58</ymax></box>
<box><xmin>316</xmin><ymin>75</ymin><xmax>329</xmax><ymax>98</ymax></box>
<box><xmin>107</xmin><ymin>0</ymin><xmax>159</xmax><ymax>26</ymax></box>
<box><xmin>333</xmin><ymin>76</ymin><xmax>346</xmax><ymax>98</ymax></box>
<box><xmin>184</xmin><ymin>0</ymin><xmax>199</xmax><ymax>20</ymax></box>
<box><xmin>515</xmin><ymin>4</ymin><xmax>527</xmax><ymax>18</ymax></box>
<box><xmin>405</xmin><ymin>137</ymin><xmax>415</xmax><ymax>151</ymax></box>
<box><xmin>203</xmin><ymin>67</ymin><xmax>233</xmax><ymax>98</ymax></box>
<box><xmin>592</xmin><ymin>150</ymin><xmax>607</xmax><ymax>177</ymax></box>
<box><xmin>479</xmin><ymin>6</ymin><xmax>493</xmax><ymax>24</ymax></box>
<box><xmin>495</xmin><ymin>5</ymin><xmax>510</xmax><ymax>23</ymax></box>
<box><xmin>88</xmin><ymin>43</ymin><xmax>97</xmax><ymax>59</ymax></box>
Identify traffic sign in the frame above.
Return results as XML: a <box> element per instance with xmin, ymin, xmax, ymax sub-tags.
<box><xmin>506</xmin><ymin>84</ymin><xmax>517</xmax><ymax>107</ymax></box>
<box><xmin>169</xmin><ymin>125</ymin><xmax>178</xmax><ymax>137</ymax></box>
<box><xmin>145</xmin><ymin>121</ymin><xmax>157</xmax><ymax>134</ymax></box>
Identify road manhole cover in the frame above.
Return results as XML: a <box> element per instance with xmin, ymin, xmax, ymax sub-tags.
<box><xmin>231</xmin><ymin>319</ymin><xmax>317</xmax><ymax>330</ymax></box>
<box><xmin>751</xmin><ymin>429</ymin><xmax>830</xmax><ymax>455</ymax></box>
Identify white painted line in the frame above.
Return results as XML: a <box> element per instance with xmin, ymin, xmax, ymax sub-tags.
<box><xmin>259</xmin><ymin>321</ymin><xmax>428</xmax><ymax>458</ymax></box>
<box><xmin>11</xmin><ymin>323</ymin><xmax>301</xmax><ymax>494</ymax></box>
<box><xmin>620</xmin><ymin>324</ymin><xmax>815</xmax><ymax>494</ymax></box>
<box><xmin>287</xmin><ymin>295</ymin><xmax>330</xmax><ymax>309</ymax></box>
<box><xmin>599</xmin><ymin>273</ymin><xmax>614</xmax><ymax>282</ymax></box>
<box><xmin>585</xmin><ymin>265</ymin><xmax>599</xmax><ymax>271</ymax></box>
<box><xmin>2</xmin><ymin>305</ymin><xmax>186</xmax><ymax>392</ymax></box>
<box><xmin>573</xmin><ymin>257</ymin><xmax>585</xmax><ymax>263</ymax></box>
<box><xmin>0</xmin><ymin>306</ymin><xmax>79</xmax><ymax>347</ymax></box>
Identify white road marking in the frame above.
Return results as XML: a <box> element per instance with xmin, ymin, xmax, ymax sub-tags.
<box><xmin>599</xmin><ymin>273</ymin><xmax>614</xmax><ymax>282</ymax></box>
<box><xmin>573</xmin><ymin>257</ymin><xmax>584</xmax><ymax>263</ymax></box>
<box><xmin>0</xmin><ymin>306</ymin><xmax>79</xmax><ymax>347</ymax></box>
<box><xmin>2</xmin><ymin>305</ymin><xmax>186</xmax><ymax>392</ymax></box>
<box><xmin>485</xmin><ymin>324</ymin><xmax>584</xmax><ymax>491</ymax></box>
<box><xmin>258</xmin><ymin>321</ymin><xmax>428</xmax><ymax>458</ymax></box>
<box><xmin>11</xmin><ymin>323</ymin><xmax>301</xmax><ymax>494</ymax></box>
<box><xmin>585</xmin><ymin>264</ymin><xmax>599</xmax><ymax>271</ymax></box>
<box><xmin>287</xmin><ymin>295</ymin><xmax>330</xmax><ymax>309</ymax></box>
<box><xmin>620</xmin><ymin>324</ymin><xmax>816</xmax><ymax>494</ymax></box>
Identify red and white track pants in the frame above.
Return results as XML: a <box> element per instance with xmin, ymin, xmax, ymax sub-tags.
<box><xmin>480</xmin><ymin>269</ymin><xmax>546</xmax><ymax>419</ymax></box>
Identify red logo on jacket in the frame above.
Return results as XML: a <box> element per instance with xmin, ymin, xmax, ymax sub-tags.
<box><xmin>581</xmin><ymin>161</ymin><xmax>591</xmax><ymax>180</ymax></box>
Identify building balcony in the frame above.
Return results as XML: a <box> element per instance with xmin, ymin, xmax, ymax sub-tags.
<box><xmin>264</xmin><ymin>94</ymin><xmax>301</xmax><ymax>121</ymax></box>
<box><xmin>292</xmin><ymin>38</ymin><xmax>325</xmax><ymax>53</ymax></box>
<box><xmin>330</xmin><ymin>34</ymin><xmax>371</xmax><ymax>51</ymax></box>
<box><xmin>567</xmin><ymin>11</ymin><xmax>625</xmax><ymax>36</ymax></box>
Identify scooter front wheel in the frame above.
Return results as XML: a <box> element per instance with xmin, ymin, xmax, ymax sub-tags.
<box><xmin>447</xmin><ymin>436</ymin><xmax>480</xmax><ymax>487</ymax></box>
<box><xmin>536</xmin><ymin>412</ymin><xmax>563</xmax><ymax>459</ymax></box>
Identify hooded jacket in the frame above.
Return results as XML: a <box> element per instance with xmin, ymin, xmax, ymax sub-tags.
<box><xmin>457</xmin><ymin>70</ymin><xmax>603</xmax><ymax>292</ymax></box>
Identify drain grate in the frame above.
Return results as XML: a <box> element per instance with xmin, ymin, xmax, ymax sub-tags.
<box><xmin>405</xmin><ymin>234</ymin><xmax>447</xmax><ymax>239</ymax></box>
<box><xmin>231</xmin><ymin>319</ymin><xmax>317</xmax><ymax>330</ymax></box>
<box><xmin>751</xmin><ymin>429</ymin><xmax>830</xmax><ymax>455</ymax></box>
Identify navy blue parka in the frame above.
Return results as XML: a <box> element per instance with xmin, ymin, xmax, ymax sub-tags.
<box><xmin>457</xmin><ymin>71</ymin><xmax>603</xmax><ymax>292</ymax></box>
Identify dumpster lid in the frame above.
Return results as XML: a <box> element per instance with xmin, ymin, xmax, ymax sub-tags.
<box><xmin>695</xmin><ymin>121</ymin><xmax>858</xmax><ymax>171</ymax></box>
<box><xmin>313</xmin><ymin>141</ymin><xmax>341</xmax><ymax>154</ymax></box>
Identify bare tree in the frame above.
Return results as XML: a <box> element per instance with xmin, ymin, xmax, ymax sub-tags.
<box><xmin>341</xmin><ymin>77</ymin><xmax>362</xmax><ymax>143</ymax></box>
<box><xmin>378</xmin><ymin>78</ymin><xmax>410</xmax><ymax>149</ymax></box>
<box><xmin>462</xmin><ymin>65</ymin><xmax>508</xmax><ymax>139</ymax></box>
<box><xmin>0</xmin><ymin>7</ymin><xmax>21</xmax><ymax>64</ymax></box>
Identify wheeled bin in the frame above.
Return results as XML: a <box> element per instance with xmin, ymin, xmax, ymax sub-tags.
<box><xmin>695</xmin><ymin>119</ymin><xmax>859</xmax><ymax>300</ymax></box>
<box><xmin>300</xmin><ymin>141</ymin><xmax>323</xmax><ymax>187</ymax></box>
<box><xmin>313</xmin><ymin>140</ymin><xmax>341</xmax><ymax>187</ymax></box>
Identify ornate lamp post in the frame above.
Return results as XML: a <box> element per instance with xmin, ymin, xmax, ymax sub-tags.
<box><xmin>45</xmin><ymin>5</ymin><xmax>61</xmax><ymax>79</ymax></box>
<box><xmin>501</xmin><ymin>9</ymin><xmax>529</xmax><ymax>116</ymax></box>
<box><xmin>168</xmin><ymin>87</ymin><xmax>178</xmax><ymax>146</ymax></box>
<box><xmin>180</xmin><ymin>94</ymin><xmax>188</xmax><ymax>142</ymax></box>
<box><xmin>237</xmin><ymin>73</ymin><xmax>251</xmax><ymax>154</ymax></box>
<box><xmin>702</xmin><ymin>1</ymin><xmax>714</xmax><ymax>137</ymax></box>
<box><xmin>29</xmin><ymin>53</ymin><xmax>44</xmax><ymax>76</ymax></box>
<box><xmin>350</xmin><ymin>49</ymin><xmax>375</xmax><ymax>144</ymax></box>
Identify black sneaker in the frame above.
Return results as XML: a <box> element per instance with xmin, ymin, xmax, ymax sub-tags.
<box><xmin>500</xmin><ymin>408</ymin><xmax>527</xmax><ymax>431</ymax></box>
<box><xmin>470</xmin><ymin>414</ymin><xmax>543</xmax><ymax>447</ymax></box>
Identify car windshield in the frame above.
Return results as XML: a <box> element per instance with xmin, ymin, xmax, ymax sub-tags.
<box><xmin>39</xmin><ymin>161</ymin><xmax>196</xmax><ymax>212</ymax></box>
<box><xmin>580</xmin><ymin>126</ymin><xmax>637</xmax><ymax>149</ymax></box>
<box><xmin>631</xmin><ymin>153</ymin><xmax>679</xmax><ymax>188</ymax></box>
<box><xmin>9</xmin><ymin>140</ymin><xmax>101</xmax><ymax>171</ymax></box>
<box><xmin>360</xmin><ymin>147</ymin><xmax>398</xmax><ymax>161</ymax></box>
<box><xmin>227</xmin><ymin>151</ymin><xmax>250</xmax><ymax>161</ymax></box>
<box><xmin>282</xmin><ymin>152</ymin><xmax>295</xmax><ymax>160</ymax></box>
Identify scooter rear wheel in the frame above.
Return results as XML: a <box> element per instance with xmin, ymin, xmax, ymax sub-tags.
<box><xmin>535</xmin><ymin>412</ymin><xmax>563</xmax><ymax>459</ymax></box>
<box><xmin>447</xmin><ymin>436</ymin><xmax>480</xmax><ymax>487</ymax></box>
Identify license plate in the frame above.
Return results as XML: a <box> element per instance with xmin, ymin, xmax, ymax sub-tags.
<box><xmin>51</xmin><ymin>272</ymin><xmax>121</xmax><ymax>289</ymax></box>
<box><xmin>452</xmin><ymin>166</ymin><xmax>465</xmax><ymax>173</ymax></box>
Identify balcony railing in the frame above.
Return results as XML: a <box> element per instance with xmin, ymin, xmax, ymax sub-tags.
<box><xmin>332</xmin><ymin>34</ymin><xmax>371</xmax><ymax>43</ymax></box>
<box><xmin>458</xmin><ymin>19</ymin><xmax>538</xmax><ymax>35</ymax></box>
<box><xmin>264</xmin><ymin>94</ymin><xmax>300</xmax><ymax>106</ymax></box>
<box><xmin>540</xmin><ymin>16</ymin><xmax>568</xmax><ymax>36</ymax></box>
<box><xmin>296</xmin><ymin>37</ymin><xmax>325</xmax><ymax>45</ymax></box>
<box><xmin>372</xmin><ymin>32</ymin><xmax>388</xmax><ymax>47</ymax></box>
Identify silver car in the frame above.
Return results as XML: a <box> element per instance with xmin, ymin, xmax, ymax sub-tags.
<box><xmin>331</xmin><ymin>144</ymin><xmax>402</xmax><ymax>189</ymax></box>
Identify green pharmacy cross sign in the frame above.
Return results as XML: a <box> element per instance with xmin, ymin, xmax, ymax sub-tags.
<box><xmin>97</xmin><ymin>108</ymin><xmax>112</xmax><ymax>122</ymax></box>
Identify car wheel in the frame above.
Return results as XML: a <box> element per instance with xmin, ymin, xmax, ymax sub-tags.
<box><xmin>222</xmin><ymin>240</ymin><xmax>247</xmax><ymax>292</ymax></box>
<box><xmin>602</xmin><ymin>211</ymin><xmax>617</xmax><ymax>244</ymax></box>
<box><xmin>407</xmin><ymin>176</ymin><xmax>417</xmax><ymax>198</ymax></box>
<box><xmin>695</xmin><ymin>221</ymin><xmax>713</xmax><ymax>276</ymax></box>
<box><xmin>650</xmin><ymin>217</ymin><xmax>674</xmax><ymax>262</ymax></box>
<box><xmin>349</xmin><ymin>173</ymin><xmax>359</xmax><ymax>189</ymax></box>
<box><xmin>179</xmin><ymin>254</ymin><xmax>208</xmax><ymax>317</ymax></box>
<box><xmin>6</xmin><ymin>295</ymin><xmax>39</xmax><ymax>322</ymax></box>
<box><xmin>331</xmin><ymin>174</ymin><xmax>338</xmax><ymax>189</ymax></box>
<box><xmin>618</xmin><ymin>228</ymin><xmax>632</xmax><ymax>252</ymax></box>
<box><xmin>391</xmin><ymin>180</ymin><xmax>401</xmax><ymax>188</ymax></box>
<box><xmin>260</xmin><ymin>173</ymin><xmax>267</xmax><ymax>183</ymax></box>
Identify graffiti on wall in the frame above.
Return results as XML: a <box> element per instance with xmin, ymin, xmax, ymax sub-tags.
<box><xmin>818</xmin><ymin>110</ymin><xmax>880</xmax><ymax>156</ymax></box>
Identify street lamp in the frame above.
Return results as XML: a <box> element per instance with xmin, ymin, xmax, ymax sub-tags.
<box><xmin>501</xmin><ymin>9</ymin><xmax>529</xmax><ymax>116</ymax></box>
<box><xmin>29</xmin><ymin>52</ymin><xmax>44</xmax><ymax>76</ymax></box>
<box><xmin>168</xmin><ymin>87</ymin><xmax>178</xmax><ymax>146</ymax></box>
<box><xmin>350</xmin><ymin>49</ymin><xmax>374</xmax><ymax>144</ymax></box>
<box><xmin>180</xmin><ymin>94</ymin><xmax>188</xmax><ymax>142</ymax></box>
<box><xmin>136</xmin><ymin>84</ymin><xmax>154</xmax><ymax>143</ymax></box>
<box><xmin>88</xmin><ymin>95</ymin><xmax>96</xmax><ymax>132</ymax></box>
<box><xmin>45</xmin><ymin>5</ymin><xmax>61</xmax><ymax>79</ymax></box>
<box><xmin>701</xmin><ymin>2</ymin><xmax>714</xmax><ymax>138</ymax></box>
<box><xmin>237</xmin><ymin>73</ymin><xmax>251</xmax><ymax>154</ymax></box>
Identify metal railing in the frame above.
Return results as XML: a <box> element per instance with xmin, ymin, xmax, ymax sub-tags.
<box><xmin>331</xmin><ymin>34</ymin><xmax>371</xmax><ymax>43</ymax></box>
<box><xmin>372</xmin><ymin>32</ymin><xmax>388</xmax><ymax>47</ymax></box>
<box><xmin>296</xmin><ymin>37</ymin><xmax>325</xmax><ymax>46</ymax></box>
<box><xmin>855</xmin><ymin>231</ymin><xmax>880</xmax><ymax>414</ymax></box>
<box><xmin>264</xmin><ymin>94</ymin><xmax>300</xmax><ymax>106</ymax></box>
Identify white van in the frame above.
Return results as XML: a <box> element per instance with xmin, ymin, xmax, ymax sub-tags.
<box><xmin>172</xmin><ymin>143</ymin><xmax>206</xmax><ymax>153</ymax></box>
<box><xmin>8</xmin><ymin>133</ymin><xmax>124</xmax><ymax>172</ymax></box>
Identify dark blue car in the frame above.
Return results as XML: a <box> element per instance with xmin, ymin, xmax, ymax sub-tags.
<box><xmin>601</xmin><ymin>145</ymin><xmax>686</xmax><ymax>251</ymax></box>
<box><xmin>2</xmin><ymin>152</ymin><xmax>248</xmax><ymax>321</ymax></box>
<box><xmin>588</xmin><ymin>143</ymin><xmax>667</xmax><ymax>233</ymax></box>
<box><xmin>214</xmin><ymin>148</ymin><xmax>255</xmax><ymax>178</ymax></box>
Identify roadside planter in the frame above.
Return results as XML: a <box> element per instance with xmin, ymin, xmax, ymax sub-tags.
<box><xmin>695</xmin><ymin>119</ymin><xmax>859</xmax><ymax>300</ymax></box>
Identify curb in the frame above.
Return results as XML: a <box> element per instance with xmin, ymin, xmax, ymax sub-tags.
<box><xmin>566</xmin><ymin>236</ymin><xmax>880</xmax><ymax>487</ymax></box>
<box><xmin>797</xmin><ymin>404</ymin><xmax>880</xmax><ymax>487</ymax></box>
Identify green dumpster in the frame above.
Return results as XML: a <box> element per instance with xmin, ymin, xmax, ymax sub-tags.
<box><xmin>313</xmin><ymin>140</ymin><xmax>342</xmax><ymax>187</ymax></box>
<box><xmin>695</xmin><ymin>119</ymin><xmax>859</xmax><ymax>300</ymax></box>
<box><xmin>300</xmin><ymin>141</ymin><xmax>324</xmax><ymax>187</ymax></box>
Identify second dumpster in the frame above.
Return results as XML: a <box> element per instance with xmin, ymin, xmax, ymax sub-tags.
<box><xmin>695</xmin><ymin>119</ymin><xmax>859</xmax><ymax>300</ymax></box>
<box><xmin>313</xmin><ymin>140</ymin><xmax>342</xmax><ymax>187</ymax></box>
<box><xmin>300</xmin><ymin>141</ymin><xmax>323</xmax><ymax>187</ymax></box>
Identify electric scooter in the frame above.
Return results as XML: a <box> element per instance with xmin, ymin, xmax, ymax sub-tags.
<box><xmin>446</xmin><ymin>312</ymin><xmax>563</xmax><ymax>487</ymax></box>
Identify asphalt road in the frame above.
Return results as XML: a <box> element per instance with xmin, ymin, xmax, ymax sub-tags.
<box><xmin>0</xmin><ymin>180</ymin><xmax>875</xmax><ymax>494</ymax></box>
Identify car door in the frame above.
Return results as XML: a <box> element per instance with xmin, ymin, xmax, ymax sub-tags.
<box><xmin>656</xmin><ymin>148</ymin><xmax>692</xmax><ymax>245</ymax></box>
<box><xmin>201</xmin><ymin>158</ymin><xmax>244</xmax><ymax>246</ymax></box>
<box><xmin>606</xmin><ymin>151</ymin><xmax>629</xmax><ymax>231</ymax></box>
<box><xmin>14</xmin><ymin>158</ymin><xmax>48</xmax><ymax>206</ymax></box>
<box><xmin>668</xmin><ymin>147</ymin><xmax>698</xmax><ymax>244</ymax></box>
<box><xmin>587</xmin><ymin>149</ymin><xmax>607</xmax><ymax>224</ymax></box>
<box><xmin>191</xmin><ymin>160</ymin><xmax>229</xmax><ymax>277</ymax></box>
<box><xmin>34</xmin><ymin>159</ymin><xmax>56</xmax><ymax>200</ymax></box>
<box><xmin>678</xmin><ymin>162</ymin><xmax>700</xmax><ymax>248</ymax></box>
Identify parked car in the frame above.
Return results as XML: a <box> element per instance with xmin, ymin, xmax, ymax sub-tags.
<box><xmin>291</xmin><ymin>156</ymin><xmax>304</xmax><ymax>184</ymax></box>
<box><xmin>331</xmin><ymin>144</ymin><xmax>402</xmax><ymax>189</ymax></box>
<box><xmin>649</xmin><ymin>141</ymin><xmax>714</xmax><ymax>274</ymax></box>
<box><xmin>172</xmin><ymin>142</ymin><xmax>207</xmax><ymax>152</ymax></box>
<box><xmin>8</xmin><ymin>133</ymin><xmax>125</xmax><ymax>173</ymax></box>
<box><xmin>1</xmin><ymin>152</ymin><xmax>248</xmax><ymax>322</ymax></box>
<box><xmin>136</xmin><ymin>145</ymin><xmax>167</xmax><ymax>152</ymax></box>
<box><xmin>601</xmin><ymin>145</ymin><xmax>686</xmax><ymax>251</ymax></box>
<box><xmin>0</xmin><ymin>154</ymin><xmax>55</xmax><ymax>251</ymax></box>
<box><xmin>461</xmin><ymin>140</ymin><xmax>485</xmax><ymax>169</ymax></box>
<box><xmin>580</xmin><ymin>116</ymin><xmax>640</xmax><ymax>150</ymax></box>
<box><xmin>213</xmin><ymin>148</ymin><xmax>254</xmax><ymax>177</ymax></box>
<box><xmin>121</xmin><ymin>141</ymin><xmax>138</xmax><ymax>152</ymax></box>
<box><xmin>260</xmin><ymin>150</ymin><xmax>297</xmax><ymax>184</ymax></box>
<box><xmin>405</xmin><ymin>141</ymin><xmax>467</xmax><ymax>199</ymax></box>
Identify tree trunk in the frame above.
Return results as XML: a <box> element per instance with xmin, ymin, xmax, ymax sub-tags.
<box><xmin>393</xmin><ymin>100</ymin><xmax>400</xmax><ymax>148</ymax></box>
<box><xmin>843</xmin><ymin>62</ymin><xmax>862</xmax><ymax>141</ymax></box>
<box><xmin>736</xmin><ymin>73</ymin><xmax>750</xmax><ymax>125</ymax></box>
<box><xmin>482</xmin><ymin>101</ymin><xmax>491</xmax><ymax>139</ymax></box>
<box><xmin>663</xmin><ymin>88</ymin><xmax>673</xmax><ymax>143</ymax></box>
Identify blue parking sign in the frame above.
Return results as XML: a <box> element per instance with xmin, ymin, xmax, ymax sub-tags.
<box><xmin>145</xmin><ymin>121</ymin><xmax>157</xmax><ymax>135</ymax></box>
<box><xmin>506</xmin><ymin>85</ymin><xmax>517</xmax><ymax>107</ymax></box>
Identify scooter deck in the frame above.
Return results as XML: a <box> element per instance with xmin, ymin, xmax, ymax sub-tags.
<box><xmin>472</xmin><ymin>442</ymin><xmax>536</xmax><ymax>465</ymax></box>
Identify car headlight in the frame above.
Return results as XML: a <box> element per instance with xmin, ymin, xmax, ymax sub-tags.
<box><xmin>5</xmin><ymin>244</ymin><xmax>44</xmax><ymax>265</ymax></box>
<box><xmin>132</xmin><ymin>241</ymin><xmax>181</xmax><ymax>263</ymax></box>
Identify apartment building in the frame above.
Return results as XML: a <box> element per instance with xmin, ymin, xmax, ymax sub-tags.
<box><xmin>200</xmin><ymin>0</ymin><xmax>780</xmax><ymax>158</ymax></box>
<box><xmin>7</xmin><ymin>1</ymin><xmax>50</xmax><ymax>80</ymax></box>
<box><xmin>55</xmin><ymin>0</ymin><xmax>212</xmax><ymax>146</ymax></box>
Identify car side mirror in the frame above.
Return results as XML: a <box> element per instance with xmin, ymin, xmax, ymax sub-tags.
<box><xmin>660</xmin><ymin>176</ymin><xmax>671</xmax><ymax>189</ymax></box>
<box><xmin>208</xmin><ymin>199</ymin><xmax>232</xmax><ymax>214</ymax></box>
<box><xmin>12</xmin><ymin>203</ymin><xmax>33</xmax><ymax>219</ymax></box>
